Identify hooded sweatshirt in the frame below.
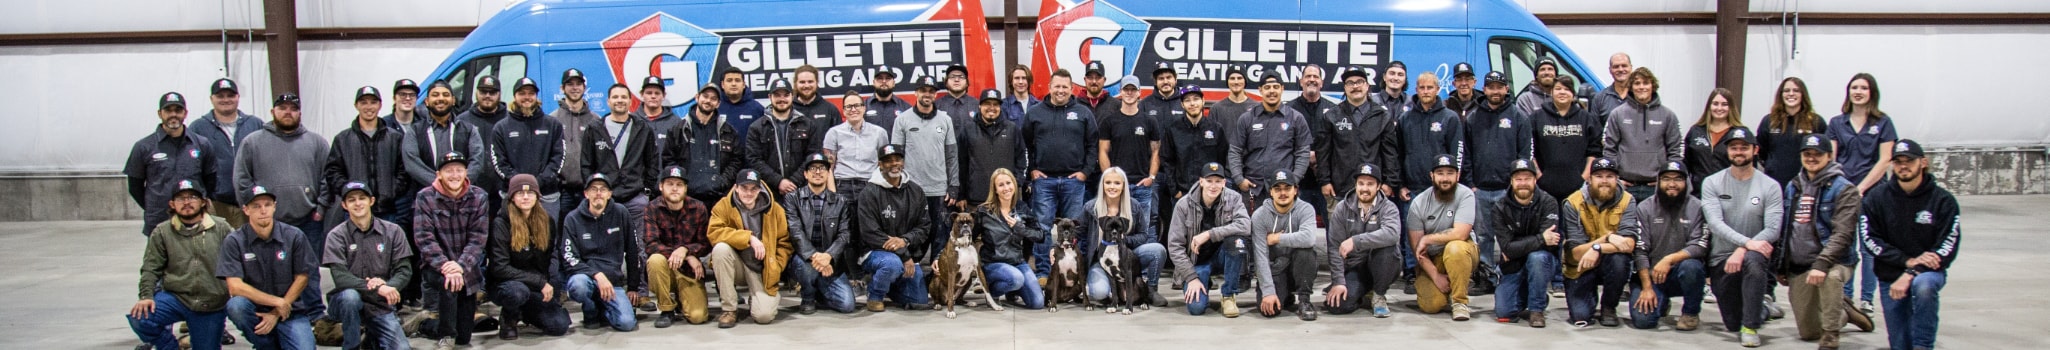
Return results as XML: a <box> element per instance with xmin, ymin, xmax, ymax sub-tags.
<box><xmin>1531</xmin><ymin>100</ymin><xmax>1603</xmax><ymax>199</ymax></box>
<box><xmin>718</xmin><ymin>86</ymin><xmax>767</xmax><ymax>142</ymax></box>
<box><xmin>1561</xmin><ymin>184</ymin><xmax>1631</xmax><ymax>279</ymax></box>
<box><xmin>459</xmin><ymin>103</ymin><xmax>510</xmax><ymax>193</ymax></box>
<box><xmin>235</xmin><ymin>122</ymin><xmax>331</xmax><ymax>223</ymax></box>
<box><xmin>1492</xmin><ymin>189</ymin><xmax>1561</xmax><ymax>275</ymax></box>
<box><xmin>1463</xmin><ymin>98</ymin><xmax>1534</xmax><ymax>191</ymax></box>
<box><xmin>1514</xmin><ymin>82</ymin><xmax>1549</xmax><ymax>118</ymax></box>
<box><xmin>1602</xmin><ymin>94</ymin><xmax>1686</xmax><ymax>184</ymax></box>
<box><xmin>709</xmin><ymin>180</ymin><xmax>792</xmax><ymax>292</ymax></box>
<box><xmin>1317</xmin><ymin>98</ymin><xmax>1401</xmax><ymax>195</ymax></box>
<box><xmin>1165</xmin><ymin>187</ymin><xmax>1249</xmax><ymax>285</ymax></box>
<box><xmin>1782</xmin><ymin>162</ymin><xmax>1861</xmax><ymax>273</ymax></box>
<box><xmin>1859</xmin><ymin>175</ymin><xmax>1961</xmax><ymax>282</ymax></box>
<box><xmin>490</xmin><ymin>108</ymin><xmax>567</xmax><ymax>193</ymax></box>
<box><xmin>1620</xmin><ymin>187</ymin><xmax>1710</xmax><ymax>274</ymax></box>
<box><xmin>1023</xmin><ymin>96</ymin><xmax>1097</xmax><ymax>177</ymax></box>
<box><xmin>561</xmin><ymin>201</ymin><xmax>645</xmax><ymax>291</ymax></box>
<box><xmin>1327</xmin><ymin>192</ymin><xmax>1402</xmax><ymax>287</ymax></box>
<box><xmin>1701</xmin><ymin>167</ymin><xmax>1785</xmax><ymax>265</ymax></box>
<box><xmin>1396</xmin><ymin>96</ymin><xmax>1465</xmax><ymax>193</ymax></box>
<box><xmin>554</xmin><ymin>97</ymin><xmax>602</xmax><ymax>185</ymax></box>
<box><xmin>1247</xmin><ymin>197</ymin><xmax>1321</xmax><ymax>297</ymax></box>
<box><xmin>140</xmin><ymin>215</ymin><xmax>231</xmax><ymax>312</ymax></box>
<box><xmin>856</xmin><ymin>173</ymin><xmax>931</xmax><ymax>261</ymax></box>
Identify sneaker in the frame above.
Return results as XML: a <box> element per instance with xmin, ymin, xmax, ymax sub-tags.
<box><xmin>1370</xmin><ymin>294</ymin><xmax>1391</xmax><ymax>318</ymax></box>
<box><xmin>1573</xmin><ymin>320</ymin><xmax>1591</xmax><ymax>328</ymax></box>
<box><xmin>435</xmin><ymin>338</ymin><xmax>455</xmax><ymax>350</ymax></box>
<box><xmin>134</xmin><ymin>344</ymin><xmax>151</xmax><ymax>350</ymax></box>
<box><xmin>1819</xmin><ymin>332</ymin><xmax>1841</xmax><ymax>350</ymax></box>
<box><xmin>1740</xmin><ymin>327</ymin><xmax>1762</xmax><ymax>347</ymax></box>
<box><xmin>798</xmin><ymin>301</ymin><xmax>818</xmax><ymax>315</ymax></box>
<box><xmin>1403</xmin><ymin>278</ymin><xmax>1419</xmax><ymax>295</ymax></box>
<box><xmin>654</xmin><ymin>312</ymin><xmax>676</xmax><ymax>328</ymax></box>
<box><xmin>1296</xmin><ymin>294</ymin><xmax>1319</xmax><ymax>321</ymax></box>
<box><xmin>1677</xmin><ymin>314</ymin><xmax>1701</xmax><ymax>331</ymax></box>
<box><xmin>904</xmin><ymin>302</ymin><xmax>933</xmax><ymax>311</ymax></box>
<box><xmin>222</xmin><ymin>332</ymin><xmax>236</xmax><ymax>346</ymax></box>
<box><xmin>1451</xmin><ymin>303</ymin><xmax>1472</xmax><ymax>321</ymax></box>
<box><xmin>1548</xmin><ymin>285</ymin><xmax>1565</xmax><ymax>299</ymax></box>
<box><xmin>581</xmin><ymin>318</ymin><xmax>605</xmax><ymax>330</ymax></box>
<box><xmin>716</xmin><ymin>311</ymin><xmax>738</xmax><ymax>329</ymax></box>
<box><xmin>866</xmin><ymin>301</ymin><xmax>886</xmax><ymax>312</ymax></box>
<box><xmin>1765</xmin><ymin>299</ymin><xmax>1785</xmax><ymax>320</ymax></box>
<box><xmin>1529</xmin><ymin>311</ymin><xmax>1547</xmax><ymax>328</ymax></box>
<box><xmin>1599</xmin><ymin>309</ymin><xmax>1620</xmax><ymax>327</ymax></box>
<box><xmin>1858</xmin><ymin>300</ymin><xmax>1875</xmax><ymax>314</ymax></box>
<box><xmin>1221</xmin><ymin>296</ymin><xmax>1241</xmax><ymax>318</ymax></box>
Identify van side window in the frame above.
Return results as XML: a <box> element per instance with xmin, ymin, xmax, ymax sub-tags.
<box><xmin>1487</xmin><ymin>37</ymin><xmax>1587</xmax><ymax>91</ymax></box>
<box><xmin>441</xmin><ymin>53</ymin><xmax>528</xmax><ymax>110</ymax></box>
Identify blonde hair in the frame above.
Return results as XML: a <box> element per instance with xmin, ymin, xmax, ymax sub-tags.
<box><xmin>980</xmin><ymin>169</ymin><xmax>1020</xmax><ymax>213</ymax></box>
<box><xmin>1091</xmin><ymin>167</ymin><xmax>1133</xmax><ymax>225</ymax></box>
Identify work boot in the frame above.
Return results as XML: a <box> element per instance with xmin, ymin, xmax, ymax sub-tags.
<box><xmin>654</xmin><ymin>312</ymin><xmax>676</xmax><ymax>328</ymax></box>
<box><xmin>1296</xmin><ymin>293</ymin><xmax>1318</xmax><ymax>321</ymax></box>
<box><xmin>497</xmin><ymin>318</ymin><xmax>520</xmax><ymax>340</ymax></box>
<box><xmin>865</xmin><ymin>301</ymin><xmax>886</xmax><ymax>312</ymax></box>
<box><xmin>1677</xmin><ymin>314</ymin><xmax>1701</xmax><ymax>331</ymax></box>
<box><xmin>716</xmin><ymin>311</ymin><xmax>738</xmax><ymax>329</ymax></box>
<box><xmin>1843</xmin><ymin>298</ymin><xmax>1874</xmax><ymax>332</ymax></box>
<box><xmin>1221</xmin><ymin>296</ymin><xmax>1241</xmax><ymax>318</ymax></box>
<box><xmin>1819</xmin><ymin>332</ymin><xmax>1840</xmax><ymax>350</ymax></box>
<box><xmin>798</xmin><ymin>300</ymin><xmax>818</xmax><ymax>315</ymax></box>
<box><xmin>1529</xmin><ymin>311</ymin><xmax>1547</xmax><ymax>328</ymax></box>
<box><xmin>1599</xmin><ymin>308</ymin><xmax>1621</xmax><ymax>327</ymax></box>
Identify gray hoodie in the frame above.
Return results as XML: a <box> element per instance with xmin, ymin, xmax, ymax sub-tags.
<box><xmin>235</xmin><ymin>122</ymin><xmax>330</xmax><ymax>223</ymax></box>
<box><xmin>1700</xmin><ymin>167</ymin><xmax>1785</xmax><ymax>264</ymax></box>
<box><xmin>1165</xmin><ymin>186</ymin><xmax>1249</xmax><ymax>285</ymax></box>
<box><xmin>1327</xmin><ymin>192</ymin><xmax>1403</xmax><ymax>287</ymax></box>
<box><xmin>1601</xmin><ymin>94</ymin><xmax>1686</xmax><ymax>184</ymax></box>
<box><xmin>1247</xmin><ymin>197</ymin><xmax>1320</xmax><ymax>297</ymax></box>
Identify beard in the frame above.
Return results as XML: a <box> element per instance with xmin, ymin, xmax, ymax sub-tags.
<box><xmin>1658</xmin><ymin>188</ymin><xmax>1687</xmax><ymax>212</ymax></box>
<box><xmin>174</xmin><ymin>208</ymin><xmax>204</xmax><ymax>222</ymax></box>
<box><xmin>1434</xmin><ymin>182</ymin><xmax>1457</xmax><ymax>199</ymax></box>
<box><xmin>1730</xmin><ymin>155</ymin><xmax>1754</xmax><ymax>168</ymax></box>
<box><xmin>1592</xmin><ymin>184</ymin><xmax>1616</xmax><ymax>202</ymax></box>
<box><xmin>1512</xmin><ymin>187</ymin><xmax>1534</xmax><ymax>202</ymax></box>
<box><xmin>429</xmin><ymin>103</ymin><xmax>451</xmax><ymax>116</ymax></box>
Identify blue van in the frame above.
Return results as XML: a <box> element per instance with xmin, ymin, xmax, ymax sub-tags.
<box><xmin>424</xmin><ymin>0</ymin><xmax>1600</xmax><ymax>111</ymax></box>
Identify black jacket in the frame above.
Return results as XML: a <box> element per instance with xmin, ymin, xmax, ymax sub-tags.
<box><xmin>661</xmin><ymin>112</ymin><xmax>742</xmax><ymax>202</ymax></box>
<box><xmin>1683</xmin><ymin>124</ymin><xmax>1734</xmax><ymax>196</ymax></box>
<box><xmin>1463</xmin><ymin>100</ymin><xmax>1534</xmax><ymax>191</ymax></box>
<box><xmin>855</xmin><ymin>177</ymin><xmax>931</xmax><ymax>261</ymax></box>
<box><xmin>792</xmin><ymin>95</ymin><xmax>844</xmax><ymax>150</ymax></box>
<box><xmin>125</xmin><ymin>130</ymin><xmax>217</xmax><ymax>233</ymax></box>
<box><xmin>1395</xmin><ymin>96</ymin><xmax>1464</xmax><ymax>193</ymax></box>
<box><xmin>1287</xmin><ymin>96</ymin><xmax>1339</xmax><ymax>188</ymax></box>
<box><xmin>1491</xmin><ymin>190</ymin><xmax>1561</xmax><ymax>275</ymax></box>
<box><xmin>458</xmin><ymin>105</ymin><xmax>510</xmax><ymax>191</ymax></box>
<box><xmin>1859</xmin><ymin>177</ymin><xmax>1961</xmax><ymax>282</ymax></box>
<box><xmin>1316</xmin><ymin>99</ymin><xmax>1400</xmax><ymax>195</ymax></box>
<box><xmin>561</xmin><ymin>203</ymin><xmax>645</xmax><ymax>290</ymax></box>
<box><xmin>958</xmin><ymin>115</ymin><xmax>1026</xmax><ymax>204</ymax></box>
<box><xmin>785</xmin><ymin>185</ymin><xmax>853</xmax><ymax>272</ymax></box>
<box><xmin>746</xmin><ymin>111</ymin><xmax>820</xmax><ymax>189</ymax></box>
<box><xmin>323</xmin><ymin>120</ymin><xmax>411</xmax><ymax>226</ymax></box>
<box><xmin>975</xmin><ymin>205</ymin><xmax>1044</xmax><ymax>265</ymax></box>
<box><xmin>488</xmin><ymin>216</ymin><xmax>562</xmax><ymax>293</ymax></box>
<box><xmin>580</xmin><ymin>116</ymin><xmax>661</xmax><ymax>201</ymax></box>
<box><xmin>1229</xmin><ymin>105</ymin><xmax>1313</xmax><ymax>187</ymax></box>
<box><xmin>490</xmin><ymin>109</ymin><xmax>567</xmax><ymax>193</ymax></box>
<box><xmin>1023</xmin><ymin>97</ymin><xmax>1097</xmax><ymax>177</ymax></box>
<box><xmin>1159</xmin><ymin>112</ymin><xmax>1230</xmax><ymax>196</ymax></box>
<box><xmin>1530</xmin><ymin>101</ymin><xmax>1603</xmax><ymax>199</ymax></box>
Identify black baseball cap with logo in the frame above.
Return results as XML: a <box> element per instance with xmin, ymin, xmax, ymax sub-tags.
<box><xmin>1798</xmin><ymin>134</ymin><xmax>1833</xmax><ymax>154</ymax></box>
<box><xmin>1484</xmin><ymin>71</ymin><xmax>1510</xmax><ymax>86</ymax></box>
<box><xmin>979</xmin><ymin>88</ymin><xmax>1004</xmax><ymax>104</ymax></box>
<box><xmin>1510</xmin><ymin>158</ymin><xmax>1538</xmax><ymax>176</ymax></box>
<box><xmin>1659</xmin><ymin>161</ymin><xmax>1688</xmax><ymax>178</ymax></box>
<box><xmin>1200</xmin><ymin>162</ymin><xmax>1229</xmax><ymax>179</ymax></box>
<box><xmin>1269</xmin><ymin>170</ymin><xmax>1299</xmax><ymax>188</ymax></box>
<box><xmin>804</xmin><ymin>153</ymin><xmax>832</xmax><ymax>168</ymax></box>
<box><xmin>1724</xmin><ymin>126</ymin><xmax>1758</xmax><ymax>146</ymax></box>
<box><xmin>1893</xmin><ymin>139</ymin><xmax>1926</xmax><ymax>159</ymax></box>
<box><xmin>273</xmin><ymin>93</ymin><xmax>300</xmax><ymax>108</ymax></box>
<box><xmin>1591</xmin><ymin>157</ymin><xmax>1621</xmax><ymax>175</ymax></box>
<box><xmin>1432</xmin><ymin>154</ymin><xmax>1459</xmax><ymax>171</ymax></box>
<box><xmin>586</xmin><ymin>173</ymin><xmax>612</xmax><ymax>188</ymax></box>
<box><xmin>643</xmin><ymin>76</ymin><xmax>667</xmax><ymax>91</ymax></box>
<box><xmin>873</xmin><ymin>66</ymin><xmax>897</xmax><ymax>79</ymax></box>
<box><xmin>355</xmin><ymin>86</ymin><xmax>381</xmax><ymax>101</ymax></box>
<box><xmin>878</xmin><ymin>144</ymin><xmax>906</xmax><ymax>160</ymax></box>
<box><xmin>946</xmin><ymin>65</ymin><xmax>969</xmax><ymax>77</ymax></box>
<box><xmin>211</xmin><ymin>78</ymin><xmax>238</xmax><ymax>95</ymax></box>
<box><xmin>248</xmin><ymin>185</ymin><xmax>276</xmax><ymax>202</ymax></box>
<box><xmin>1151</xmin><ymin>63</ymin><xmax>1175</xmax><ymax>79</ymax></box>
<box><xmin>1354</xmin><ymin>164</ymin><xmax>1381</xmax><ymax>182</ymax></box>
<box><xmin>1259</xmin><ymin>73</ymin><xmax>1283</xmax><ymax>87</ymax></box>
<box><xmin>769</xmin><ymin>78</ymin><xmax>794</xmax><ymax>94</ymax></box>
<box><xmin>173</xmin><ymin>179</ymin><xmax>205</xmax><ymax>198</ymax></box>
<box><xmin>393</xmin><ymin>79</ymin><xmax>420</xmax><ymax>94</ymax></box>
<box><xmin>661</xmin><ymin>166</ymin><xmax>688</xmax><ymax>182</ymax></box>
<box><xmin>1452</xmin><ymin>62</ymin><xmax>1475</xmax><ymax>78</ymax></box>
<box><xmin>1340</xmin><ymin>67</ymin><xmax>1369</xmax><ymax>81</ymax></box>
<box><xmin>159</xmin><ymin>92</ymin><xmax>187</xmax><ymax>110</ymax></box>
<box><xmin>1086</xmin><ymin>61</ymin><xmax>1106</xmax><ymax>77</ymax></box>
<box><xmin>342</xmin><ymin>181</ymin><xmax>373</xmax><ymax>198</ymax></box>
<box><xmin>561</xmin><ymin>68</ymin><xmax>586</xmax><ymax>84</ymax></box>
<box><xmin>513</xmin><ymin>77</ymin><xmax>540</xmax><ymax>93</ymax></box>
<box><xmin>476</xmin><ymin>76</ymin><xmax>501</xmax><ymax>93</ymax></box>
<box><xmin>911</xmin><ymin>75</ymin><xmax>939</xmax><ymax>92</ymax></box>
<box><xmin>437</xmin><ymin>152</ymin><xmax>470</xmax><ymax>169</ymax></box>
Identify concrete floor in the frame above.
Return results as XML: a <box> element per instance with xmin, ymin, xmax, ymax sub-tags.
<box><xmin>7</xmin><ymin>195</ymin><xmax>2048</xmax><ymax>349</ymax></box>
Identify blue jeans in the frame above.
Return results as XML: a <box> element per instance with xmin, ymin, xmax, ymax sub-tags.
<box><xmin>566</xmin><ymin>273</ymin><xmax>638</xmax><ymax>331</ymax></box>
<box><xmin>225</xmin><ymin>296</ymin><xmax>315</xmax><ymax>350</ymax></box>
<box><xmin>1393</xmin><ymin>195</ymin><xmax>1418</xmax><ymax>273</ymax></box>
<box><xmin>1032</xmin><ymin>177</ymin><xmax>1088</xmax><ymax>278</ymax></box>
<box><xmin>984</xmin><ymin>262</ymin><xmax>1045</xmax><ymax>309</ymax></box>
<box><xmin>1495</xmin><ymin>250</ymin><xmax>1558</xmax><ymax>319</ymax></box>
<box><xmin>1130</xmin><ymin>184</ymin><xmax>1157</xmax><ymax>241</ymax></box>
<box><xmin>1628</xmin><ymin>259</ymin><xmax>1707</xmax><ymax>329</ymax></box>
<box><xmin>1086</xmin><ymin>243</ymin><xmax>1165</xmax><ymax>301</ymax></box>
<box><xmin>861</xmin><ymin>250</ymin><xmax>931</xmax><ymax>306</ymax></box>
<box><xmin>1882</xmin><ymin>271</ymin><xmax>1945</xmax><ymax>350</ymax></box>
<box><xmin>1184</xmin><ymin>237</ymin><xmax>1248</xmax><ymax>315</ymax></box>
<box><xmin>787</xmin><ymin>255</ymin><xmax>857</xmax><ymax>313</ymax></box>
<box><xmin>1471</xmin><ymin>189</ymin><xmax>1507</xmax><ymax>277</ymax></box>
<box><xmin>488</xmin><ymin>281</ymin><xmax>571</xmax><ymax>336</ymax></box>
<box><xmin>1566</xmin><ymin>253</ymin><xmax>1633</xmax><ymax>323</ymax></box>
<box><xmin>1856</xmin><ymin>248</ymin><xmax>1880</xmax><ymax>302</ymax></box>
<box><xmin>129</xmin><ymin>291</ymin><xmax>225</xmax><ymax>350</ymax></box>
<box><xmin>327</xmin><ymin>289</ymin><xmax>406</xmax><ymax>350</ymax></box>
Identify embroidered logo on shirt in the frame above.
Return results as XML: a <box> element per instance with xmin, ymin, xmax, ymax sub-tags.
<box><xmin>1915</xmin><ymin>210</ymin><xmax>1933</xmax><ymax>224</ymax></box>
<box><xmin>741</xmin><ymin>114</ymin><xmax>755</xmax><ymax>120</ymax></box>
<box><xmin>507</xmin><ymin>131</ymin><xmax>520</xmax><ymax>138</ymax></box>
<box><xmin>1133</xmin><ymin>127</ymin><xmax>1146</xmax><ymax>136</ymax></box>
<box><xmin>244</xmin><ymin>253</ymin><xmax>256</xmax><ymax>261</ymax></box>
<box><xmin>377</xmin><ymin>243</ymin><xmax>385</xmax><ymax>252</ymax></box>
<box><xmin>1251</xmin><ymin>124</ymin><xmax>1265</xmax><ymax>131</ymax></box>
<box><xmin>882</xmin><ymin>206</ymin><xmax>897</xmax><ymax>219</ymax></box>
<box><xmin>151</xmin><ymin>153</ymin><xmax>168</xmax><ymax>161</ymax></box>
<box><xmin>1281</xmin><ymin>122</ymin><xmax>1289</xmax><ymax>131</ymax></box>
<box><xmin>1067</xmin><ymin>112</ymin><xmax>1078</xmax><ymax>120</ymax></box>
<box><xmin>1430</xmin><ymin>122</ymin><xmax>1441</xmax><ymax>132</ymax></box>
<box><xmin>1749</xmin><ymin>196</ymin><xmax>1762</xmax><ymax>205</ymax></box>
<box><xmin>191</xmin><ymin>149</ymin><xmax>201</xmax><ymax>158</ymax></box>
<box><xmin>1500</xmin><ymin>118</ymin><xmax>1513</xmax><ymax>129</ymax></box>
<box><xmin>276</xmin><ymin>251</ymin><xmax>286</xmax><ymax>261</ymax></box>
<box><xmin>349</xmin><ymin>243</ymin><xmax>359</xmax><ymax>251</ymax></box>
<box><xmin>1868</xmin><ymin>126</ymin><xmax>1880</xmax><ymax>135</ymax></box>
<box><xmin>582</xmin><ymin>233</ymin><xmax>592</xmax><ymax>240</ymax></box>
<box><xmin>1694</xmin><ymin>137</ymin><xmax>1710</xmax><ymax>146</ymax></box>
<box><xmin>1204</xmin><ymin>131</ymin><xmax>1215</xmax><ymax>139</ymax></box>
<box><xmin>535</xmin><ymin>129</ymin><xmax>549</xmax><ymax>135</ymax></box>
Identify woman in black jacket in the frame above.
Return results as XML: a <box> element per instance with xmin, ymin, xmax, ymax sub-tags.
<box><xmin>487</xmin><ymin>176</ymin><xmax>572</xmax><ymax>339</ymax></box>
<box><xmin>1684</xmin><ymin>88</ymin><xmax>1741</xmax><ymax>196</ymax></box>
<box><xmin>976</xmin><ymin>169</ymin><xmax>1045</xmax><ymax>309</ymax></box>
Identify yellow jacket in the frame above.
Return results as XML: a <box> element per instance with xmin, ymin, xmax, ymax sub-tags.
<box><xmin>1562</xmin><ymin>188</ymin><xmax>1631</xmax><ymax>279</ymax></box>
<box><xmin>707</xmin><ymin>183</ymin><xmax>794</xmax><ymax>296</ymax></box>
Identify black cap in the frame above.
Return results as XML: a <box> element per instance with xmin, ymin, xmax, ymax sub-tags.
<box><xmin>210</xmin><ymin>78</ymin><xmax>238</xmax><ymax>95</ymax></box>
<box><xmin>804</xmin><ymin>153</ymin><xmax>832</xmax><ymax>168</ymax></box>
<box><xmin>873</xmin><ymin>66</ymin><xmax>896</xmax><ymax>79</ymax></box>
<box><xmin>1259</xmin><ymin>73</ymin><xmax>1283</xmax><ymax>87</ymax></box>
<box><xmin>979</xmin><ymin>88</ymin><xmax>1004</xmax><ymax>103</ymax></box>
<box><xmin>878</xmin><ymin>144</ymin><xmax>906</xmax><ymax>160</ymax></box>
<box><xmin>768</xmin><ymin>78</ymin><xmax>793</xmax><ymax>94</ymax></box>
<box><xmin>341</xmin><ymin>181</ymin><xmax>373</xmax><ymax>198</ymax></box>
<box><xmin>1658</xmin><ymin>161</ymin><xmax>1688</xmax><ymax>177</ymax></box>
<box><xmin>1798</xmin><ymin>134</ymin><xmax>1833</xmax><ymax>154</ymax></box>
<box><xmin>1178</xmin><ymin>84</ymin><xmax>1204</xmax><ymax>99</ymax></box>
<box><xmin>1085</xmin><ymin>61</ymin><xmax>1106</xmax><ymax>77</ymax></box>
<box><xmin>476</xmin><ymin>76</ymin><xmax>501</xmax><ymax>92</ymax></box>
<box><xmin>697</xmin><ymin>83</ymin><xmax>720</xmax><ymax>96</ymax></box>
<box><xmin>173</xmin><ymin>179</ymin><xmax>205</xmax><ymax>198</ymax></box>
<box><xmin>737</xmin><ymin>169</ymin><xmax>762</xmax><ymax>184</ymax></box>
<box><xmin>1452</xmin><ymin>62</ymin><xmax>1475</xmax><ymax>78</ymax></box>
<box><xmin>1432</xmin><ymin>154</ymin><xmax>1459</xmax><ymax>171</ymax></box>
<box><xmin>1353</xmin><ymin>163</ymin><xmax>1381</xmax><ymax>181</ymax></box>
<box><xmin>1590</xmin><ymin>157</ymin><xmax>1621</xmax><ymax>175</ymax></box>
<box><xmin>1724</xmin><ymin>126</ymin><xmax>1757</xmax><ymax>146</ymax></box>
<box><xmin>159</xmin><ymin>92</ymin><xmax>187</xmax><ymax>110</ymax></box>
<box><xmin>1484</xmin><ymin>71</ymin><xmax>1510</xmax><ymax>86</ymax></box>
<box><xmin>642</xmin><ymin>76</ymin><xmax>667</xmax><ymax>90</ymax></box>
<box><xmin>355</xmin><ymin>86</ymin><xmax>380</xmax><ymax>101</ymax></box>
<box><xmin>1269</xmin><ymin>170</ymin><xmax>1298</xmax><ymax>188</ymax></box>
<box><xmin>513</xmin><ymin>77</ymin><xmax>540</xmax><ymax>93</ymax></box>
<box><xmin>393</xmin><ymin>79</ymin><xmax>420</xmax><ymax>94</ymax></box>
<box><xmin>248</xmin><ymin>185</ymin><xmax>276</xmax><ymax>201</ymax></box>
<box><xmin>945</xmin><ymin>65</ymin><xmax>969</xmax><ymax>77</ymax></box>
<box><xmin>1893</xmin><ymin>139</ymin><xmax>1926</xmax><ymax>159</ymax></box>
<box><xmin>661</xmin><ymin>166</ymin><xmax>688</xmax><ymax>182</ymax></box>
<box><xmin>586</xmin><ymin>173</ymin><xmax>611</xmax><ymax>188</ymax></box>
<box><xmin>1510</xmin><ymin>158</ymin><xmax>1538</xmax><ymax>176</ymax></box>
<box><xmin>912</xmin><ymin>75</ymin><xmax>938</xmax><ymax>92</ymax></box>
<box><xmin>561</xmin><ymin>68</ymin><xmax>586</xmax><ymax>84</ymax></box>
<box><xmin>1200</xmin><ymin>162</ymin><xmax>1229</xmax><ymax>179</ymax></box>
<box><xmin>1536</xmin><ymin>58</ymin><xmax>1558</xmax><ymax>71</ymax></box>
<box><xmin>272</xmin><ymin>92</ymin><xmax>300</xmax><ymax>108</ymax></box>
<box><xmin>437</xmin><ymin>152</ymin><xmax>470</xmax><ymax>169</ymax></box>
<box><xmin>1339</xmin><ymin>67</ymin><xmax>1369</xmax><ymax>81</ymax></box>
<box><xmin>1151</xmin><ymin>64</ymin><xmax>1175</xmax><ymax>79</ymax></box>
<box><xmin>1225</xmin><ymin>65</ymin><xmax>1247</xmax><ymax>79</ymax></box>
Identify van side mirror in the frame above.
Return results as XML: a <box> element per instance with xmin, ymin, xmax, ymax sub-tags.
<box><xmin>1576</xmin><ymin>84</ymin><xmax>1597</xmax><ymax>101</ymax></box>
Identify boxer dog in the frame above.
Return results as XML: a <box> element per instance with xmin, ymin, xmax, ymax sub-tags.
<box><xmin>1045</xmin><ymin>218</ymin><xmax>1087</xmax><ymax>312</ymax></box>
<box><xmin>930</xmin><ymin>213</ymin><xmax>1001</xmax><ymax>318</ymax></box>
<box><xmin>1096</xmin><ymin>216</ymin><xmax>1145</xmax><ymax>314</ymax></box>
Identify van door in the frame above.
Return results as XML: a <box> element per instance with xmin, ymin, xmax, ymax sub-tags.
<box><xmin>1479</xmin><ymin>32</ymin><xmax>1598</xmax><ymax>93</ymax></box>
<box><xmin>437</xmin><ymin>49</ymin><xmax>533</xmax><ymax>112</ymax></box>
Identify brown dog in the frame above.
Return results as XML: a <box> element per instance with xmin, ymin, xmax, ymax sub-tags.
<box><xmin>1045</xmin><ymin>218</ymin><xmax>1087</xmax><ymax>312</ymax></box>
<box><xmin>930</xmin><ymin>213</ymin><xmax>1000</xmax><ymax>318</ymax></box>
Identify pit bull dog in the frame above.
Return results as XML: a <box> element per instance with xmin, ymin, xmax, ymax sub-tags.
<box><xmin>1096</xmin><ymin>216</ymin><xmax>1145</xmax><ymax>314</ymax></box>
<box><xmin>931</xmin><ymin>213</ymin><xmax>1001</xmax><ymax>318</ymax></box>
<box><xmin>1045</xmin><ymin>218</ymin><xmax>1087</xmax><ymax>312</ymax></box>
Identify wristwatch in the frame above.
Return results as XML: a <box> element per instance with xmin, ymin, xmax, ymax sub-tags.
<box><xmin>1592</xmin><ymin>243</ymin><xmax>1603</xmax><ymax>253</ymax></box>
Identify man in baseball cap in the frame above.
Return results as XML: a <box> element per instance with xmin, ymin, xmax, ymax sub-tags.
<box><xmin>221</xmin><ymin>182</ymin><xmax>325</xmax><ymax>350</ymax></box>
<box><xmin>1411</xmin><ymin>153</ymin><xmax>1480</xmax><ymax>321</ymax></box>
<box><xmin>322</xmin><ymin>180</ymin><xmax>415</xmax><ymax>350</ymax></box>
<box><xmin>1168</xmin><ymin>161</ymin><xmax>1254</xmax><ymax>317</ymax></box>
<box><xmin>193</xmin><ymin>77</ymin><xmax>262</xmax><ymax>227</ymax></box>
<box><xmin>1782</xmin><ymin>133</ymin><xmax>1877</xmax><ymax>343</ymax></box>
<box><xmin>1077</xmin><ymin>61</ymin><xmax>1111</xmax><ymax>111</ymax></box>
<box><xmin>1250</xmin><ymin>169</ymin><xmax>1322</xmax><ymax>320</ymax></box>
<box><xmin>1489</xmin><ymin>158</ymin><xmax>1562</xmax><ymax>326</ymax></box>
<box><xmin>1698</xmin><ymin>123</ymin><xmax>1785</xmax><ymax>346</ymax></box>
<box><xmin>937</xmin><ymin>64</ymin><xmax>979</xmax><ymax>132</ymax></box>
<box><xmin>1232</xmin><ymin>71</ymin><xmax>1312</xmax><ymax>207</ymax></box>
<box><xmin>128</xmin><ymin>90</ymin><xmax>217</xmax><ymax>235</ymax></box>
<box><xmin>1562</xmin><ymin>156</ymin><xmax>1636</xmax><ymax>328</ymax></box>
<box><xmin>866</xmin><ymin>67</ymin><xmax>910</xmax><ymax>130</ymax></box>
<box><xmin>1447</xmin><ymin>62</ymin><xmax>1482</xmax><ymax>116</ymax></box>
<box><xmin>127</xmin><ymin>176</ymin><xmax>236</xmax><ymax>350</ymax></box>
<box><xmin>1516</xmin><ymin>58</ymin><xmax>1560</xmax><ymax>117</ymax></box>
<box><xmin>1622</xmin><ymin>160</ymin><xmax>1711</xmax><ymax>331</ymax></box>
<box><xmin>855</xmin><ymin>143</ymin><xmax>934</xmax><ymax>312</ymax></box>
<box><xmin>1862</xmin><ymin>137</ymin><xmax>1957</xmax><ymax>350</ymax></box>
<box><xmin>1324</xmin><ymin>161</ymin><xmax>1405</xmax><ymax>318</ymax></box>
<box><xmin>785</xmin><ymin>152</ymin><xmax>853</xmax><ymax>315</ymax></box>
<box><xmin>643</xmin><ymin>163</ymin><xmax>713</xmax><ymax>327</ymax></box>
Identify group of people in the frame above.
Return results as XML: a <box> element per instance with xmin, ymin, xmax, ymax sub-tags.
<box><xmin>121</xmin><ymin>53</ymin><xmax>1957</xmax><ymax>350</ymax></box>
